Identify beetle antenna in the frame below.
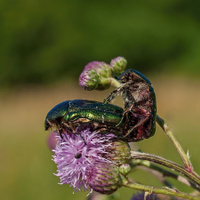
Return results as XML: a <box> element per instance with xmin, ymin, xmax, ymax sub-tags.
<box><xmin>79</xmin><ymin>134</ymin><xmax>87</xmax><ymax>145</ymax></box>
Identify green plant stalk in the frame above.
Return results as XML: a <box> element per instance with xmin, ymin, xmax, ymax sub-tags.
<box><xmin>131</xmin><ymin>151</ymin><xmax>200</xmax><ymax>188</ymax></box>
<box><xmin>121</xmin><ymin>178</ymin><xmax>200</xmax><ymax>200</ymax></box>
<box><xmin>131</xmin><ymin>159</ymin><xmax>200</xmax><ymax>192</ymax></box>
<box><xmin>108</xmin><ymin>77</ymin><xmax>121</xmax><ymax>88</ymax></box>
<box><xmin>156</xmin><ymin>115</ymin><xmax>193</xmax><ymax>170</ymax></box>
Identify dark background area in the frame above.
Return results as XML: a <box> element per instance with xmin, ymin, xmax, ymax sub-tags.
<box><xmin>1</xmin><ymin>0</ymin><xmax>200</xmax><ymax>87</ymax></box>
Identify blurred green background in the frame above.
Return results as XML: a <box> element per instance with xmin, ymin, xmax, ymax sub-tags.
<box><xmin>1</xmin><ymin>0</ymin><xmax>200</xmax><ymax>200</ymax></box>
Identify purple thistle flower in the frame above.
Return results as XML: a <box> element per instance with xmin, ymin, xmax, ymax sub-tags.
<box><xmin>52</xmin><ymin>128</ymin><xmax>131</xmax><ymax>194</ymax></box>
<box><xmin>53</xmin><ymin>128</ymin><xmax>115</xmax><ymax>192</ymax></box>
<box><xmin>83</xmin><ymin>61</ymin><xmax>108</xmax><ymax>71</ymax></box>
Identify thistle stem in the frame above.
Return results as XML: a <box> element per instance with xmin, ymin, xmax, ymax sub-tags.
<box><xmin>131</xmin><ymin>159</ymin><xmax>200</xmax><ymax>192</ymax></box>
<box><xmin>122</xmin><ymin>179</ymin><xmax>200</xmax><ymax>200</ymax></box>
<box><xmin>156</xmin><ymin>115</ymin><xmax>193</xmax><ymax>170</ymax></box>
<box><xmin>131</xmin><ymin>151</ymin><xmax>200</xmax><ymax>188</ymax></box>
<box><xmin>108</xmin><ymin>77</ymin><xmax>121</xmax><ymax>88</ymax></box>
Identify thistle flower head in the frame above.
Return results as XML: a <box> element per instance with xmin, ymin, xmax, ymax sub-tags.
<box><xmin>79</xmin><ymin>61</ymin><xmax>112</xmax><ymax>91</ymax></box>
<box><xmin>52</xmin><ymin>128</ymin><xmax>131</xmax><ymax>194</ymax></box>
<box><xmin>104</xmin><ymin>139</ymin><xmax>131</xmax><ymax>166</ymax></box>
<box><xmin>88</xmin><ymin>161</ymin><xmax>121</xmax><ymax>194</ymax></box>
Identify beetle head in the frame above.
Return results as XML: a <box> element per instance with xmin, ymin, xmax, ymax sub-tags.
<box><xmin>45</xmin><ymin>100</ymin><xmax>70</xmax><ymax>131</ymax></box>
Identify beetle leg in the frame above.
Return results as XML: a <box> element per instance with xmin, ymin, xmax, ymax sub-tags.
<box><xmin>59</xmin><ymin>128</ymin><xmax>64</xmax><ymax>140</ymax></box>
<box><xmin>115</xmin><ymin>104</ymin><xmax>134</xmax><ymax>127</ymax></box>
<box><xmin>74</xmin><ymin>127</ymin><xmax>87</xmax><ymax>145</ymax></box>
<box><xmin>123</xmin><ymin>89</ymin><xmax>137</xmax><ymax>108</ymax></box>
<box><xmin>78</xmin><ymin>134</ymin><xmax>87</xmax><ymax>145</ymax></box>
<box><xmin>115</xmin><ymin>89</ymin><xmax>136</xmax><ymax>127</ymax></box>
<box><xmin>131</xmin><ymin>113</ymin><xmax>150</xmax><ymax>131</ymax></box>
<box><xmin>103</xmin><ymin>83</ymin><xmax>127</xmax><ymax>104</ymax></box>
<box><xmin>103</xmin><ymin>87</ymin><xmax>121</xmax><ymax>104</ymax></box>
<box><xmin>123</xmin><ymin>108</ymin><xmax>150</xmax><ymax>138</ymax></box>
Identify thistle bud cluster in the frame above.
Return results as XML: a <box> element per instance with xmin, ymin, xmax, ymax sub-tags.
<box><xmin>79</xmin><ymin>56</ymin><xmax>127</xmax><ymax>91</ymax></box>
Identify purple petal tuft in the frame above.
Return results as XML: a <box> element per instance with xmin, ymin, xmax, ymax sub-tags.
<box><xmin>53</xmin><ymin>129</ymin><xmax>115</xmax><ymax>192</ymax></box>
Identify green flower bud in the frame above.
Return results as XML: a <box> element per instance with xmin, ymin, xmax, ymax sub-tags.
<box><xmin>88</xmin><ymin>162</ymin><xmax>122</xmax><ymax>194</ymax></box>
<box><xmin>105</xmin><ymin>139</ymin><xmax>131</xmax><ymax>166</ymax></box>
<box><xmin>118</xmin><ymin>164</ymin><xmax>131</xmax><ymax>176</ymax></box>
<box><xmin>110</xmin><ymin>57</ymin><xmax>127</xmax><ymax>75</ymax></box>
<box><xmin>79</xmin><ymin>61</ymin><xmax>112</xmax><ymax>91</ymax></box>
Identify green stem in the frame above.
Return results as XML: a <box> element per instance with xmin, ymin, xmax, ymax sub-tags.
<box><xmin>122</xmin><ymin>179</ymin><xmax>200</xmax><ymax>200</ymax></box>
<box><xmin>131</xmin><ymin>159</ymin><xmax>200</xmax><ymax>192</ymax></box>
<box><xmin>156</xmin><ymin>115</ymin><xmax>193</xmax><ymax>170</ymax></box>
<box><xmin>108</xmin><ymin>77</ymin><xmax>121</xmax><ymax>88</ymax></box>
<box><xmin>131</xmin><ymin>151</ymin><xmax>200</xmax><ymax>188</ymax></box>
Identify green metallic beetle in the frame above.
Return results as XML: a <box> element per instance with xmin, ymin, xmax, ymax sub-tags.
<box><xmin>104</xmin><ymin>69</ymin><xmax>157</xmax><ymax>142</ymax></box>
<box><xmin>45</xmin><ymin>99</ymin><xmax>128</xmax><ymax>138</ymax></box>
<box><xmin>45</xmin><ymin>69</ymin><xmax>156</xmax><ymax>142</ymax></box>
